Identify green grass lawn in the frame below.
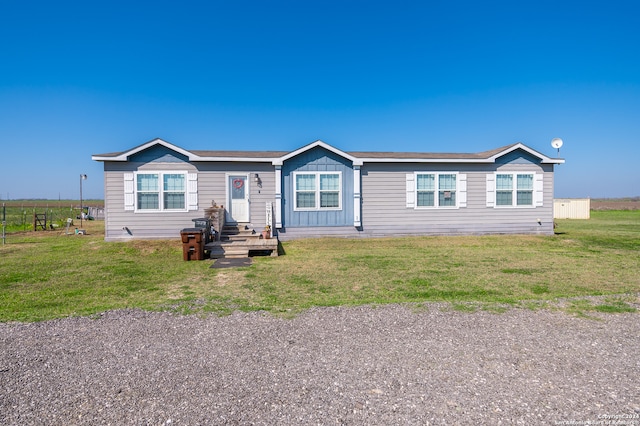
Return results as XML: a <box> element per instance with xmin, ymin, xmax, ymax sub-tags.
<box><xmin>1</xmin><ymin>210</ymin><xmax>638</xmax><ymax>322</ymax></box>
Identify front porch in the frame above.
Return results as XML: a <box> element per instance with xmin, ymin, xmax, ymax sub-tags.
<box><xmin>205</xmin><ymin>224</ymin><xmax>279</xmax><ymax>258</ymax></box>
<box><xmin>200</xmin><ymin>202</ymin><xmax>278</xmax><ymax>258</ymax></box>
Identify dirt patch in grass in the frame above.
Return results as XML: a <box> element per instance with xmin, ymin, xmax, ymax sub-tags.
<box><xmin>591</xmin><ymin>198</ymin><xmax>640</xmax><ymax>210</ymax></box>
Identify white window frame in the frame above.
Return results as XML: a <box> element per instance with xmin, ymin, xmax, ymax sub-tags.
<box><xmin>131</xmin><ymin>171</ymin><xmax>191</xmax><ymax>213</ymax></box>
<box><xmin>293</xmin><ymin>171</ymin><xmax>342</xmax><ymax>211</ymax></box>
<box><xmin>414</xmin><ymin>172</ymin><xmax>460</xmax><ymax>209</ymax></box>
<box><xmin>491</xmin><ymin>172</ymin><xmax>539</xmax><ymax>208</ymax></box>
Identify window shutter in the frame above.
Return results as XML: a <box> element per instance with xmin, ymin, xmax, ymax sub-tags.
<box><xmin>124</xmin><ymin>173</ymin><xmax>134</xmax><ymax>211</ymax></box>
<box><xmin>486</xmin><ymin>174</ymin><xmax>495</xmax><ymax>207</ymax></box>
<box><xmin>406</xmin><ymin>173</ymin><xmax>415</xmax><ymax>208</ymax></box>
<box><xmin>534</xmin><ymin>172</ymin><xmax>544</xmax><ymax>207</ymax></box>
<box><xmin>458</xmin><ymin>174</ymin><xmax>467</xmax><ymax>208</ymax></box>
<box><xmin>187</xmin><ymin>173</ymin><xmax>198</xmax><ymax>211</ymax></box>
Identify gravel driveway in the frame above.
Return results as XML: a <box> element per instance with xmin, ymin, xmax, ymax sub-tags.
<box><xmin>1</xmin><ymin>304</ymin><xmax>639</xmax><ymax>425</ymax></box>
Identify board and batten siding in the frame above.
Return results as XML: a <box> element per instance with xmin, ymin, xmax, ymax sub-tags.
<box><xmin>281</xmin><ymin>146</ymin><xmax>354</xmax><ymax>228</ymax></box>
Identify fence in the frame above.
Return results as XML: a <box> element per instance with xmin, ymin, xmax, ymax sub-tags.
<box><xmin>0</xmin><ymin>203</ymin><xmax>103</xmax><ymax>233</ymax></box>
<box><xmin>88</xmin><ymin>206</ymin><xmax>105</xmax><ymax>220</ymax></box>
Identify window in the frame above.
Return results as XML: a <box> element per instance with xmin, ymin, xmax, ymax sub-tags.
<box><xmin>135</xmin><ymin>172</ymin><xmax>186</xmax><ymax>211</ymax></box>
<box><xmin>495</xmin><ymin>173</ymin><xmax>534</xmax><ymax>207</ymax></box>
<box><xmin>137</xmin><ymin>173</ymin><xmax>159</xmax><ymax>210</ymax></box>
<box><xmin>163</xmin><ymin>174</ymin><xmax>186</xmax><ymax>209</ymax></box>
<box><xmin>416</xmin><ymin>174</ymin><xmax>435</xmax><ymax>207</ymax></box>
<box><xmin>295</xmin><ymin>174</ymin><xmax>316</xmax><ymax>208</ymax></box>
<box><xmin>415</xmin><ymin>173</ymin><xmax>457</xmax><ymax>208</ymax></box>
<box><xmin>320</xmin><ymin>173</ymin><xmax>340</xmax><ymax>208</ymax></box>
<box><xmin>294</xmin><ymin>172</ymin><xmax>341</xmax><ymax>210</ymax></box>
<box><xmin>438</xmin><ymin>174</ymin><xmax>457</xmax><ymax>207</ymax></box>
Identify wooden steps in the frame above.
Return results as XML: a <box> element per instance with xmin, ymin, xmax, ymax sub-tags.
<box><xmin>205</xmin><ymin>224</ymin><xmax>278</xmax><ymax>258</ymax></box>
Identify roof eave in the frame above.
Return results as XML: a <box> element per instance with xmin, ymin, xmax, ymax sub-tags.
<box><xmin>92</xmin><ymin>139</ymin><xmax>565</xmax><ymax>165</ymax></box>
<box><xmin>356</xmin><ymin>157</ymin><xmax>494</xmax><ymax>163</ymax></box>
<box><xmin>92</xmin><ymin>138</ymin><xmax>203</xmax><ymax>162</ymax></box>
<box><xmin>194</xmin><ymin>157</ymin><xmax>280</xmax><ymax>163</ymax></box>
<box><xmin>542</xmin><ymin>158</ymin><xmax>565</xmax><ymax>164</ymax></box>
<box><xmin>91</xmin><ymin>154</ymin><xmax>124</xmax><ymax>162</ymax></box>
<box><xmin>487</xmin><ymin>142</ymin><xmax>561</xmax><ymax>164</ymax></box>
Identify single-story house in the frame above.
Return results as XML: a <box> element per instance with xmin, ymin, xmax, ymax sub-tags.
<box><xmin>92</xmin><ymin>138</ymin><xmax>564</xmax><ymax>242</ymax></box>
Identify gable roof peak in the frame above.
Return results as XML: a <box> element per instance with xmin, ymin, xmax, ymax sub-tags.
<box><xmin>486</xmin><ymin>142</ymin><xmax>561</xmax><ymax>164</ymax></box>
<box><xmin>274</xmin><ymin>139</ymin><xmax>364</xmax><ymax>166</ymax></box>
<box><xmin>92</xmin><ymin>137</ymin><xmax>198</xmax><ymax>162</ymax></box>
<box><xmin>93</xmin><ymin>138</ymin><xmax>564</xmax><ymax>165</ymax></box>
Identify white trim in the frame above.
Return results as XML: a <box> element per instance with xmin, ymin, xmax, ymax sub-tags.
<box><xmin>405</xmin><ymin>174</ymin><xmax>415</xmax><ymax>208</ymax></box>
<box><xmin>365</xmin><ymin>158</ymin><xmax>495</xmax><ymax>164</ymax></box>
<box><xmin>198</xmin><ymin>156</ymin><xmax>278</xmax><ymax>163</ymax></box>
<box><xmin>357</xmin><ymin>145</ymin><xmax>564</xmax><ymax>164</ymax></box>
<box><xmin>131</xmin><ymin>171</ymin><xmax>190</xmax><ymax>212</ymax></box>
<box><xmin>274</xmin><ymin>166</ymin><xmax>282</xmax><ymax>228</ymax></box>
<box><xmin>458</xmin><ymin>173</ymin><xmax>467</xmax><ymax>208</ymax></box>
<box><xmin>274</xmin><ymin>140</ymin><xmax>363</xmax><ymax>166</ymax></box>
<box><xmin>93</xmin><ymin>138</ymin><xmax>200</xmax><ymax>162</ymax></box>
<box><xmin>124</xmin><ymin>173</ymin><xmax>134</xmax><ymax>211</ymax></box>
<box><xmin>485</xmin><ymin>143</ymin><xmax>562</xmax><ymax>164</ymax></box>
<box><xmin>491</xmin><ymin>172</ymin><xmax>538</xmax><ymax>208</ymax></box>
<box><xmin>412</xmin><ymin>172</ymin><xmax>461</xmax><ymax>209</ymax></box>
<box><xmin>225</xmin><ymin>173</ymin><xmax>251</xmax><ymax>223</ymax></box>
<box><xmin>293</xmin><ymin>171</ymin><xmax>343</xmax><ymax>211</ymax></box>
<box><xmin>534</xmin><ymin>173</ymin><xmax>544</xmax><ymax>207</ymax></box>
<box><xmin>353</xmin><ymin>166</ymin><xmax>361</xmax><ymax>227</ymax></box>
<box><xmin>94</xmin><ymin>139</ymin><xmax>565</xmax><ymax>165</ymax></box>
<box><xmin>187</xmin><ymin>173</ymin><xmax>198</xmax><ymax>211</ymax></box>
<box><xmin>265</xmin><ymin>202</ymin><xmax>273</xmax><ymax>234</ymax></box>
<box><xmin>486</xmin><ymin>174</ymin><xmax>496</xmax><ymax>207</ymax></box>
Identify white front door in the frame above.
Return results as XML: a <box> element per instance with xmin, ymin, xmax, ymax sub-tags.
<box><xmin>227</xmin><ymin>175</ymin><xmax>249</xmax><ymax>223</ymax></box>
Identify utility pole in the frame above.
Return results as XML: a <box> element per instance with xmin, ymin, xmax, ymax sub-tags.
<box><xmin>2</xmin><ymin>203</ymin><xmax>6</xmax><ymax>245</ymax></box>
<box><xmin>80</xmin><ymin>174</ymin><xmax>87</xmax><ymax>227</ymax></box>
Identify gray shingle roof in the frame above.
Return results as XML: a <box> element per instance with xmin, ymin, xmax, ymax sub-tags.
<box><xmin>163</xmin><ymin>144</ymin><xmax>518</xmax><ymax>160</ymax></box>
<box><xmin>93</xmin><ymin>139</ymin><xmax>562</xmax><ymax>164</ymax></box>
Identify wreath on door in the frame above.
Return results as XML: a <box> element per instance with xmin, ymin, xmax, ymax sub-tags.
<box><xmin>232</xmin><ymin>178</ymin><xmax>244</xmax><ymax>189</ymax></box>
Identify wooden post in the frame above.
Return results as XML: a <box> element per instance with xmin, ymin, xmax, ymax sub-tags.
<box><xmin>33</xmin><ymin>213</ymin><xmax>47</xmax><ymax>231</ymax></box>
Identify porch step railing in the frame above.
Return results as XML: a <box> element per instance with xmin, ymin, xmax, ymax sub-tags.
<box><xmin>266</xmin><ymin>202</ymin><xmax>273</xmax><ymax>238</ymax></box>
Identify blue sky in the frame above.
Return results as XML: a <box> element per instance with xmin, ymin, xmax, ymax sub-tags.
<box><xmin>1</xmin><ymin>0</ymin><xmax>638</xmax><ymax>199</ymax></box>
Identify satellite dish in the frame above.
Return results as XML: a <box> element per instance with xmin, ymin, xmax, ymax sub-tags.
<box><xmin>551</xmin><ymin>138</ymin><xmax>563</xmax><ymax>149</ymax></box>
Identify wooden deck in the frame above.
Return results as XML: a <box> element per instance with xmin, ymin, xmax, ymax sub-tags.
<box><xmin>205</xmin><ymin>224</ymin><xmax>278</xmax><ymax>258</ymax></box>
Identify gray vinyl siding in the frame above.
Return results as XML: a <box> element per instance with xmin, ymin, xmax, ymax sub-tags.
<box><xmin>193</xmin><ymin>162</ymin><xmax>276</xmax><ymax>229</ymax></box>
<box><xmin>103</xmin><ymin>161</ymin><xmax>276</xmax><ymax>241</ymax></box>
<box><xmin>357</xmin><ymin>161</ymin><xmax>555</xmax><ymax>237</ymax></box>
<box><xmin>98</xmin><ymin>142</ymin><xmax>558</xmax><ymax>241</ymax></box>
<box><xmin>277</xmin><ymin>158</ymin><xmax>556</xmax><ymax>241</ymax></box>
